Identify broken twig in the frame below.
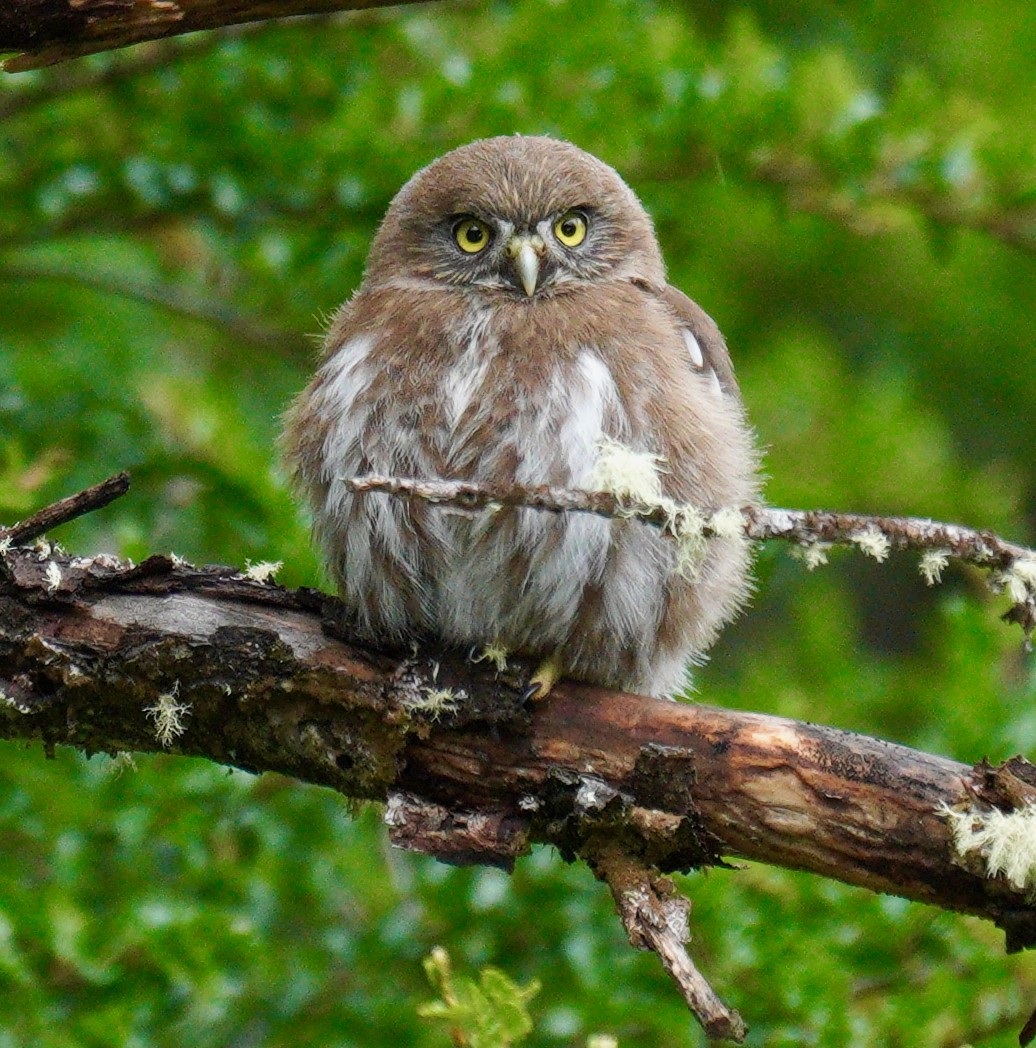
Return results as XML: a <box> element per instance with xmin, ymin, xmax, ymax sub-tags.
<box><xmin>0</xmin><ymin>471</ymin><xmax>130</xmax><ymax>547</ymax></box>
<box><xmin>587</xmin><ymin>842</ymin><xmax>746</xmax><ymax>1043</ymax></box>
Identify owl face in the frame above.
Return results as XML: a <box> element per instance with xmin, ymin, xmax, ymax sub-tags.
<box><xmin>363</xmin><ymin>136</ymin><xmax>667</xmax><ymax>299</ymax></box>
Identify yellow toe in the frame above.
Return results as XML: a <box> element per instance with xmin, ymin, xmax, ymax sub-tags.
<box><xmin>526</xmin><ymin>656</ymin><xmax>562</xmax><ymax>701</ymax></box>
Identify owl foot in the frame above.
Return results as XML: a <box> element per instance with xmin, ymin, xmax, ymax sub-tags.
<box><xmin>523</xmin><ymin>656</ymin><xmax>562</xmax><ymax>702</ymax></box>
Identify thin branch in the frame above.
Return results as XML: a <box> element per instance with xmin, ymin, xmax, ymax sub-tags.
<box><xmin>347</xmin><ymin>475</ymin><xmax>1032</xmax><ymax>565</ymax></box>
<box><xmin>587</xmin><ymin>841</ymin><xmax>746</xmax><ymax>1042</ymax></box>
<box><xmin>347</xmin><ymin>475</ymin><xmax>1036</xmax><ymax>634</ymax></box>
<box><xmin>0</xmin><ymin>471</ymin><xmax>129</xmax><ymax>546</ymax></box>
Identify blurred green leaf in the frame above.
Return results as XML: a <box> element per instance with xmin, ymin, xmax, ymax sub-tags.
<box><xmin>420</xmin><ymin>947</ymin><xmax>539</xmax><ymax>1047</ymax></box>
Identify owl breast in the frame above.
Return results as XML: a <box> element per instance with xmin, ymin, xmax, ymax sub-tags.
<box><xmin>294</xmin><ymin>286</ymin><xmax>755</xmax><ymax>697</ymax></box>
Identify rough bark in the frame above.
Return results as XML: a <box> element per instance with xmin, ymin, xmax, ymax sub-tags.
<box><xmin>2</xmin><ymin>540</ymin><xmax>1035</xmax><ymax>953</ymax></box>
<box><xmin>0</xmin><ymin>0</ymin><xmax>436</xmax><ymax>72</ymax></box>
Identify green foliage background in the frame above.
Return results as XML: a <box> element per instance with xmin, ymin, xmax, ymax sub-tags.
<box><xmin>2</xmin><ymin>1</ymin><xmax>1036</xmax><ymax>1044</ymax></box>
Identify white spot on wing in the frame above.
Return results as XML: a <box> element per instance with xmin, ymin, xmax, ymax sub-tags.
<box><xmin>682</xmin><ymin>328</ymin><xmax>705</xmax><ymax>369</ymax></box>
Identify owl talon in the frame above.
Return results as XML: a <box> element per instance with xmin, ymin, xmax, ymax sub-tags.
<box><xmin>524</xmin><ymin>657</ymin><xmax>561</xmax><ymax>702</ymax></box>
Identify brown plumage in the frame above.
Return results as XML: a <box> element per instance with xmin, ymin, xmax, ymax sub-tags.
<box><xmin>283</xmin><ymin>136</ymin><xmax>759</xmax><ymax>697</ymax></box>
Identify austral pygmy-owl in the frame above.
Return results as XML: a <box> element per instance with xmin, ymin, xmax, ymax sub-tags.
<box><xmin>283</xmin><ymin>136</ymin><xmax>759</xmax><ymax>698</ymax></box>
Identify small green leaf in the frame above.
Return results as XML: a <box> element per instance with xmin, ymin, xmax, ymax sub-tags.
<box><xmin>418</xmin><ymin>950</ymin><xmax>540</xmax><ymax>1047</ymax></box>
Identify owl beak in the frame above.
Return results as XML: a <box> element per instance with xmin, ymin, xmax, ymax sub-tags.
<box><xmin>506</xmin><ymin>235</ymin><xmax>544</xmax><ymax>297</ymax></box>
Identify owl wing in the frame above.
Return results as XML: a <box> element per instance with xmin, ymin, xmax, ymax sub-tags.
<box><xmin>651</xmin><ymin>283</ymin><xmax>741</xmax><ymax>400</ymax></box>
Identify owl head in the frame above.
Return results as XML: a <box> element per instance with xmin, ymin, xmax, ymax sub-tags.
<box><xmin>362</xmin><ymin>135</ymin><xmax>666</xmax><ymax>299</ymax></box>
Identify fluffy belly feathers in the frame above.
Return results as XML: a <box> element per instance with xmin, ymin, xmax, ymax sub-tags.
<box><xmin>299</xmin><ymin>328</ymin><xmax>748</xmax><ymax>697</ymax></box>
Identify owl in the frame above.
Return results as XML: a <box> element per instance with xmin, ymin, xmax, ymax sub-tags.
<box><xmin>283</xmin><ymin>136</ymin><xmax>758</xmax><ymax>698</ymax></box>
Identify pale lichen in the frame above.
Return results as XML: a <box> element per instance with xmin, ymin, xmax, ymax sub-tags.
<box><xmin>667</xmin><ymin>505</ymin><xmax>708</xmax><ymax>580</ymax></box>
<box><xmin>994</xmin><ymin>556</ymin><xmax>1036</xmax><ymax>604</ymax></box>
<box><xmin>944</xmin><ymin>803</ymin><xmax>1036</xmax><ymax>893</ymax></box>
<box><xmin>106</xmin><ymin>752</ymin><xmax>139</xmax><ymax>777</ymax></box>
<box><xmin>471</xmin><ymin>643</ymin><xmax>509</xmax><ymax>673</ymax></box>
<box><xmin>590</xmin><ymin>437</ymin><xmax>755</xmax><ymax>580</ymax></box>
<box><xmin>244</xmin><ymin>559</ymin><xmax>283</xmax><ymax>583</ymax></box>
<box><xmin>852</xmin><ymin>526</ymin><xmax>892</xmax><ymax>562</ymax></box>
<box><xmin>410</xmin><ymin>686</ymin><xmax>464</xmax><ymax>720</ymax></box>
<box><xmin>43</xmin><ymin>560</ymin><xmax>63</xmax><ymax>594</ymax></box>
<box><xmin>144</xmin><ymin>683</ymin><xmax>191</xmax><ymax>747</ymax></box>
<box><xmin>708</xmin><ymin>506</ymin><xmax>746</xmax><ymax>540</ymax></box>
<box><xmin>919</xmin><ymin>548</ymin><xmax>951</xmax><ymax>585</ymax></box>
<box><xmin>592</xmin><ymin>436</ymin><xmax>667</xmax><ymax>504</ymax></box>
<box><xmin>789</xmin><ymin>541</ymin><xmax>832</xmax><ymax>571</ymax></box>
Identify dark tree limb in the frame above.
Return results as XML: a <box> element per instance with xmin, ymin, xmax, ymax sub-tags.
<box><xmin>3</xmin><ymin>547</ymin><xmax>1036</xmax><ymax>1017</ymax></box>
<box><xmin>0</xmin><ymin>470</ymin><xmax>129</xmax><ymax>546</ymax></box>
<box><xmin>4</xmin><ymin>480</ymin><xmax>1036</xmax><ymax>1039</ymax></box>
<box><xmin>0</xmin><ymin>0</ymin><xmax>437</xmax><ymax>72</ymax></box>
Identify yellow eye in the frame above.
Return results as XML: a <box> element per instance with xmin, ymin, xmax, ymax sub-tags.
<box><xmin>554</xmin><ymin>210</ymin><xmax>588</xmax><ymax>247</ymax></box>
<box><xmin>453</xmin><ymin>217</ymin><xmax>492</xmax><ymax>254</ymax></box>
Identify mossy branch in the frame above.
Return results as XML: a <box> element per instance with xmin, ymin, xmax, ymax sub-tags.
<box><xmin>4</xmin><ymin>477</ymin><xmax>1036</xmax><ymax>1041</ymax></box>
<box><xmin>348</xmin><ymin>474</ymin><xmax>1036</xmax><ymax>638</ymax></box>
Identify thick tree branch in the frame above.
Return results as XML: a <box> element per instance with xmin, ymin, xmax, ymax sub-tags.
<box><xmin>0</xmin><ymin>0</ymin><xmax>437</xmax><ymax>72</ymax></box>
<box><xmin>2</xmin><ymin>545</ymin><xmax>1036</xmax><ymax>925</ymax></box>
